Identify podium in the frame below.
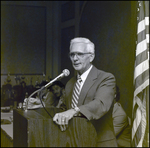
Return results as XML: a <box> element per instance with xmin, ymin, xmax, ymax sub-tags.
<box><xmin>13</xmin><ymin>108</ymin><xmax>97</xmax><ymax>147</ymax></box>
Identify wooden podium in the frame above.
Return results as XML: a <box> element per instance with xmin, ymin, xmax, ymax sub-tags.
<box><xmin>13</xmin><ymin>108</ymin><xmax>97</xmax><ymax>147</ymax></box>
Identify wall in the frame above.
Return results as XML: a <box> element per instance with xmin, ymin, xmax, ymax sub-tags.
<box><xmin>1</xmin><ymin>1</ymin><xmax>61</xmax><ymax>87</ymax></box>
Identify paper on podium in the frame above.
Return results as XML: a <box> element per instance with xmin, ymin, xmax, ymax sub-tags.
<box><xmin>23</xmin><ymin>97</ymin><xmax>44</xmax><ymax>109</ymax></box>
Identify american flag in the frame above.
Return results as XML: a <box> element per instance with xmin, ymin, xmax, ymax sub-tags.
<box><xmin>131</xmin><ymin>1</ymin><xmax>149</xmax><ymax>147</ymax></box>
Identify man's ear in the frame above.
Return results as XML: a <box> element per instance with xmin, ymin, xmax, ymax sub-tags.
<box><xmin>90</xmin><ymin>53</ymin><xmax>95</xmax><ymax>62</ymax></box>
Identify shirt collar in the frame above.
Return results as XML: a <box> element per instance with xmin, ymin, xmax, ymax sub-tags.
<box><xmin>77</xmin><ymin>65</ymin><xmax>93</xmax><ymax>82</ymax></box>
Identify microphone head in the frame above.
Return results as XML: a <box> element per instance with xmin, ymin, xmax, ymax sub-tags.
<box><xmin>62</xmin><ymin>69</ymin><xmax>70</xmax><ymax>77</ymax></box>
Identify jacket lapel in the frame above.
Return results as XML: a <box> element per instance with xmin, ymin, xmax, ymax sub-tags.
<box><xmin>78</xmin><ymin>66</ymin><xmax>98</xmax><ymax>106</ymax></box>
<box><xmin>68</xmin><ymin>77</ymin><xmax>76</xmax><ymax>108</ymax></box>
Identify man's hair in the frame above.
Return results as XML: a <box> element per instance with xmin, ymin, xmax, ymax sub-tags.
<box><xmin>48</xmin><ymin>81</ymin><xmax>65</xmax><ymax>91</ymax></box>
<box><xmin>70</xmin><ymin>37</ymin><xmax>95</xmax><ymax>54</ymax></box>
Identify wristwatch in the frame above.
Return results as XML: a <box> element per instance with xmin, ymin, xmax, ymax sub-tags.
<box><xmin>73</xmin><ymin>106</ymin><xmax>80</xmax><ymax>116</ymax></box>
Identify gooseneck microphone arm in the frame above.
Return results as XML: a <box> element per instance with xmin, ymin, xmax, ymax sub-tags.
<box><xmin>44</xmin><ymin>73</ymin><xmax>64</xmax><ymax>88</ymax></box>
<box><xmin>24</xmin><ymin>69</ymin><xmax>70</xmax><ymax>111</ymax></box>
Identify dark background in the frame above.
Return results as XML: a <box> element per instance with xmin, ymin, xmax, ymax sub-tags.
<box><xmin>1</xmin><ymin>1</ymin><xmax>137</xmax><ymax>117</ymax></box>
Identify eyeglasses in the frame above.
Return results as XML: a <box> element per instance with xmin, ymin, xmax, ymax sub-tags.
<box><xmin>69</xmin><ymin>52</ymin><xmax>92</xmax><ymax>59</ymax></box>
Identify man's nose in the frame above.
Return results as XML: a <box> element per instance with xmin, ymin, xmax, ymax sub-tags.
<box><xmin>73</xmin><ymin>54</ymin><xmax>78</xmax><ymax>60</ymax></box>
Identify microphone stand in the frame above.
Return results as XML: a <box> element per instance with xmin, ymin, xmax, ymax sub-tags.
<box><xmin>24</xmin><ymin>85</ymin><xmax>53</xmax><ymax>118</ymax></box>
<box><xmin>24</xmin><ymin>86</ymin><xmax>45</xmax><ymax>111</ymax></box>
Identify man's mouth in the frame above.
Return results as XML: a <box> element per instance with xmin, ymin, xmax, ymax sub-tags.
<box><xmin>74</xmin><ymin>63</ymin><xmax>80</xmax><ymax>66</ymax></box>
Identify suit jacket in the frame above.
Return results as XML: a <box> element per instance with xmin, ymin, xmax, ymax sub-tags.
<box><xmin>65</xmin><ymin>66</ymin><xmax>117</xmax><ymax>146</ymax></box>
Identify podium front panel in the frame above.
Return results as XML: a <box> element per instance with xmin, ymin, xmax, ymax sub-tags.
<box><xmin>13</xmin><ymin>108</ymin><xmax>97</xmax><ymax>147</ymax></box>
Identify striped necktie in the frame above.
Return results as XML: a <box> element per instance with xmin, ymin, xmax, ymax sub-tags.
<box><xmin>71</xmin><ymin>76</ymin><xmax>82</xmax><ymax>108</ymax></box>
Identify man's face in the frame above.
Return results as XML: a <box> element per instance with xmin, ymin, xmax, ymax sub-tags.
<box><xmin>70</xmin><ymin>43</ymin><xmax>94</xmax><ymax>75</ymax></box>
<box><xmin>51</xmin><ymin>85</ymin><xmax>62</xmax><ymax>98</ymax></box>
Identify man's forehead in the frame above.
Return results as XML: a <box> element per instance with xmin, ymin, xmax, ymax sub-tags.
<box><xmin>72</xmin><ymin>42</ymin><xmax>86</xmax><ymax>46</ymax></box>
<box><xmin>71</xmin><ymin>42</ymin><xmax>87</xmax><ymax>51</ymax></box>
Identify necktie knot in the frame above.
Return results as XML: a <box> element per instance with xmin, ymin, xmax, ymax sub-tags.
<box><xmin>77</xmin><ymin>75</ymin><xmax>82</xmax><ymax>83</ymax></box>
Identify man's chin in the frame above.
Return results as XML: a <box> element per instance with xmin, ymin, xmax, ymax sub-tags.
<box><xmin>73</xmin><ymin>65</ymin><xmax>81</xmax><ymax>71</ymax></box>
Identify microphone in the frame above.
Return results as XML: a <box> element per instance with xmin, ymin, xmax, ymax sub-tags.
<box><xmin>44</xmin><ymin>69</ymin><xmax>70</xmax><ymax>88</ymax></box>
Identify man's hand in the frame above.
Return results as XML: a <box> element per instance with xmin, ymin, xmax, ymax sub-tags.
<box><xmin>53</xmin><ymin>108</ymin><xmax>77</xmax><ymax>131</ymax></box>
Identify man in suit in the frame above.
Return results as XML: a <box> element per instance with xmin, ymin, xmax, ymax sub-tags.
<box><xmin>53</xmin><ymin>37</ymin><xmax>117</xmax><ymax>147</ymax></box>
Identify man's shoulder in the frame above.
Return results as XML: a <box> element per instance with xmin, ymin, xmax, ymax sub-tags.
<box><xmin>92</xmin><ymin>66</ymin><xmax>115</xmax><ymax>80</ymax></box>
<box><xmin>92</xmin><ymin>65</ymin><xmax>113</xmax><ymax>74</ymax></box>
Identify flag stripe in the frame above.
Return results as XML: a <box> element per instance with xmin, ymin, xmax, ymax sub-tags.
<box><xmin>137</xmin><ymin>92</ymin><xmax>147</xmax><ymax>147</ymax></box>
<box><xmin>135</xmin><ymin>49</ymin><xmax>148</xmax><ymax>65</ymax></box>
<box><xmin>136</xmin><ymin>39</ymin><xmax>147</xmax><ymax>56</ymax></box>
<box><xmin>137</xmin><ymin>30</ymin><xmax>146</xmax><ymax>43</ymax></box>
<box><xmin>133</xmin><ymin>103</ymin><xmax>138</xmax><ymax>121</ymax></box>
<box><xmin>145</xmin><ymin>17</ymin><xmax>149</xmax><ymax>25</ymax></box>
<box><xmin>144</xmin><ymin>1</ymin><xmax>149</xmax><ymax>17</ymax></box>
<box><xmin>134</xmin><ymin>78</ymin><xmax>149</xmax><ymax>98</ymax></box>
<box><xmin>132</xmin><ymin>121</ymin><xmax>142</xmax><ymax>146</ymax></box>
<box><xmin>134</xmin><ymin>60</ymin><xmax>149</xmax><ymax>79</ymax></box>
<box><xmin>132</xmin><ymin>106</ymin><xmax>142</xmax><ymax>139</ymax></box>
<box><xmin>142</xmin><ymin>86</ymin><xmax>149</xmax><ymax>147</ymax></box>
<box><xmin>133</xmin><ymin>96</ymin><xmax>143</xmax><ymax>113</ymax></box>
<box><xmin>135</xmin><ymin>70</ymin><xmax>149</xmax><ymax>89</ymax></box>
<box><xmin>137</xmin><ymin>20</ymin><xmax>146</xmax><ymax>33</ymax></box>
<box><xmin>146</xmin><ymin>34</ymin><xmax>149</xmax><ymax>43</ymax></box>
<box><xmin>135</xmin><ymin>49</ymin><xmax>149</xmax><ymax>66</ymax></box>
<box><xmin>137</xmin><ymin>17</ymin><xmax>149</xmax><ymax>34</ymax></box>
